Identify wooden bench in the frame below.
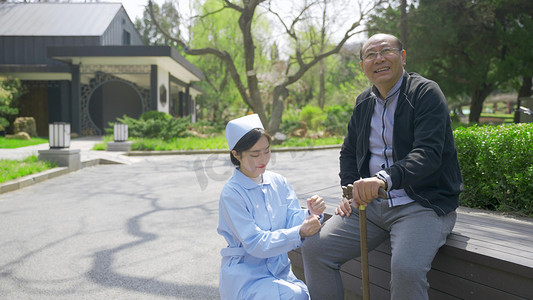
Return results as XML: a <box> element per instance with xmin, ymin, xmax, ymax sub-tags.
<box><xmin>289</xmin><ymin>207</ymin><xmax>533</xmax><ymax>299</ymax></box>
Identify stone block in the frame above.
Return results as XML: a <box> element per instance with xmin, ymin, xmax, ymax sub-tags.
<box><xmin>38</xmin><ymin>149</ymin><xmax>81</xmax><ymax>171</ymax></box>
<box><xmin>107</xmin><ymin>141</ymin><xmax>132</xmax><ymax>152</ymax></box>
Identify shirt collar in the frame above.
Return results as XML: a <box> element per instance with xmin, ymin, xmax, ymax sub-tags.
<box><xmin>371</xmin><ymin>70</ymin><xmax>405</xmax><ymax>102</ymax></box>
<box><xmin>233</xmin><ymin>168</ymin><xmax>271</xmax><ymax>189</ymax></box>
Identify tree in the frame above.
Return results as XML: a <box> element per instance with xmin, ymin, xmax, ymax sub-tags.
<box><xmin>135</xmin><ymin>1</ymin><xmax>183</xmax><ymax>47</ymax></box>
<box><xmin>367</xmin><ymin>0</ymin><xmax>533</xmax><ymax>123</ymax></box>
<box><xmin>187</xmin><ymin>0</ymin><xmax>258</xmax><ymax>123</ymax></box>
<box><xmin>0</xmin><ymin>78</ymin><xmax>22</xmax><ymax>132</ymax></box>
<box><xmin>147</xmin><ymin>0</ymin><xmax>384</xmax><ymax>133</ymax></box>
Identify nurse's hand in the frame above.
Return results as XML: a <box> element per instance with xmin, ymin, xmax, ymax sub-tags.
<box><xmin>307</xmin><ymin>194</ymin><xmax>326</xmax><ymax>216</ymax></box>
<box><xmin>299</xmin><ymin>215</ymin><xmax>322</xmax><ymax>238</ymax></box>
<box><xmin>335</xmin><ymin>196</ymin><xmax>353</xmax><ymax>217</ymax></box>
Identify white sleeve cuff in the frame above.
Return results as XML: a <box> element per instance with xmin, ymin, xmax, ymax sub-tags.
<box><xmin>376</xmin><ymin>170</ymin><xmax>392</xmax><ymax>192</ymax></box>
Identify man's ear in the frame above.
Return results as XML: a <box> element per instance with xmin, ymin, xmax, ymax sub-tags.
<box><xmin>401</xmin><ymin>49</ymin><xmax>407</xmax><ymax>66</ymax></box>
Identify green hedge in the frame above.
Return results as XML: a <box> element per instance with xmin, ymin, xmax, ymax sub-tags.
<box><xmin>454</xmin><ymin>123</ymin><xmax>533</xmax><ymax>217</ymax></box>
<box><xmin>109</xmin><ymin>112</ymin><xmax>191</xmax><ymax>140</ymax></box>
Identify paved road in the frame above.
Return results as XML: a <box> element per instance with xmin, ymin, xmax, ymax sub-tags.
<box><xmin>0</xmin><ymin>142</ymin><xmax>342</xmax><ymax>299</ymax></box>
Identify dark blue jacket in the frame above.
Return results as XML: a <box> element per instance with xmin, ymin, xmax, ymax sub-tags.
<box><xmin>339</xmin><ymin>72</ymin><xmax>463</xmax><ymax>216</ymax></box>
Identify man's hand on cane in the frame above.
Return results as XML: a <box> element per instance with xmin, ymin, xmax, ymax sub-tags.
<box><xmin>336</xmin><ymin>177</ymin><xmax>387</xmax><ymax>217</ymax></box>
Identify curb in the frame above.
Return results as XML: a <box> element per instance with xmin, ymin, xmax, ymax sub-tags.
<box><xmin>0</xmin><ymin>167</ymin><xmax>70</xmax><ymax>194</ymax></box>
<box><xmin>0</xmin><ymin>157</ymin><xmax>123</xmax><ymax>194</ymax></box>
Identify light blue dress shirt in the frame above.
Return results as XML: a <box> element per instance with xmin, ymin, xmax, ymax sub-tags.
<box><xmin>218</xmin><ymin>168</ymin><xmax>310</xmax><ymax>299</ymax></box>
<box><xmin>370</xmin><ymin>70</ymin><xmax>415</xmax><ymax>207</ymax></box>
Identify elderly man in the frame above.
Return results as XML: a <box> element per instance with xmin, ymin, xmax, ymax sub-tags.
<box><xmin>301</xmin><ymin>33</ymin><xmax>463</xmax><ymax>300</ymax></box>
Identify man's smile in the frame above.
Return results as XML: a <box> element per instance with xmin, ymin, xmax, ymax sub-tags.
<box><xmin>375</xmin><ymin>67</ymin><xmax>390</xmax><ymax>73</ymax></box>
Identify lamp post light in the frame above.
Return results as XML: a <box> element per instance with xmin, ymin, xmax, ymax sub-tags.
<box><xmin>49</xmin><ymin>122</ymin><xmax>71</xmax><ymax>148</ymax></box>
<box><xmin>107</xmin><ymin>123</ymin><xmax>132</xmax><ymax>151</ymax></box>
<box><xmin>114</xmin><ymin>123</ymin><xmax>128</xmax><ymax>142</ymax></box>
<box><xmin>38</xmin><ymin>122</ymin><xmax>80</xmax><ymax>170</ymax></box>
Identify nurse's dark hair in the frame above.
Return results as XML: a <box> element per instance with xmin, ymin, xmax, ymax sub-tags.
<box><xmin>230</xmin><ymin>128</ymin><xmax>272</xmax><ymax>166</ymax></box>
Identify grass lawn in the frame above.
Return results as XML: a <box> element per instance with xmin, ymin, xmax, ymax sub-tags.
<box><xmin>0</xmin><ymin>155</ymin><xmax>56</xmax><ymax>184</ymax></box>
<box><xmin>92</xmin><ymin>135</ymin><xmax>344</xmax><ymax>151</ymax></box>
<box><xmin>0</xmin><ymin>137</ymin><xmax>49</xmax><ymax>149</ymax></box>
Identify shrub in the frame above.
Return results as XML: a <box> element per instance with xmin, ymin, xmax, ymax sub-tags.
<box><xmin>279</xmin><ymin>109</ymin><xmax>302</xmax><ymax>136</ymax></box>
<box><xmin>323</xmin><ymin>104</ymin><xmax>353</xmax><ymax>136</ymax></box>
<box><xmin>110</xmin><ymin>113</ymin><xmax>192</xmax><ymax>140</ymax></box>
<box><xmin>140</xmin><ymin>111</ymin><xmax>172</xmax><ymax>121</ymax></box>
<box><xmin>190</xmin><ymin>119</ymin><xmax>224</xmax><ymax>135</ymax></box>
<box><xmin>300</xmin><ymin>105</ymin><xmax>326</xmax><ymax>131</ymax></box>
<box><xmin>0</xmin><ymin>78</ymin><xmax>22</xmax><ymax>131</ymax></box>
<box><xmin>454</xmin><ymin>123</ymin><xmax>533</xmax><ymax>216</ymax></box>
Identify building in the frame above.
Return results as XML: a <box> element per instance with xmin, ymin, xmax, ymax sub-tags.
<box><xmin>0</xmin><ymin>2</ymin><xmax>203</xmax><ymax>136</ymax></box>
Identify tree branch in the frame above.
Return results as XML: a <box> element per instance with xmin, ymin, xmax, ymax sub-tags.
<box><xmin>147</xmin><ymin>0</ymin><xmax>254</xmax><ymax>109</ymax></box>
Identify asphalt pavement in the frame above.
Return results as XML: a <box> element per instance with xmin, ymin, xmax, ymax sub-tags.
<box><xmin>0</xmin><ymin>138</ymin><xmax>342</xmax><ymax>299</ymax></box>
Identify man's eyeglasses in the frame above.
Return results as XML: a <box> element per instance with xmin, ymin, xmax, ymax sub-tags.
<box><xmin>362</xmin><ymin>48</ymin><xmax>401</xmax><ymax>61</ymax></box>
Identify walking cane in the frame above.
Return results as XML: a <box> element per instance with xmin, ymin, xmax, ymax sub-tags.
<box><xmin>359</xmin><ymin>202</ymin><xmax>370</xmax><ymax>300</ymax></box>
<box><xmin>343</xmin><ymin>184</ymin><xmax>386</xmax><ymax>300</ymax></box>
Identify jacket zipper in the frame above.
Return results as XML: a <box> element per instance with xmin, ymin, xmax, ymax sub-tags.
<box><xmin>380</xmin><ymin>100</ymin><xmax>392</xmax><ymax>204</ymax></box>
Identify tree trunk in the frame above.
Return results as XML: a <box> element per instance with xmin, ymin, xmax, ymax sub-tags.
<box><xmin>468</xmin><ymin>84</ymin><xmax>493</xmax><ymax>123</ymax></box>
<box><xmin>400</xmin><ymin>0</ymin><xmax>407</xmax><ymax>48</ymax></box>
<box><xmin>238</xmin><ymin>1</ymin><xmax>268</xmax><ymax>128</ymax></box>
<box><xmin>514</xmin><ymin>76</ymin><xmax>532</xmax><ymax>123</ymax></box>
<box><xmin>318</xmin><ymin>59</ymin><xmax>326</xmax><ymax>108</ymax></box>
<box><xmin>268</xmin><ymin>85</ymin><xmax>289</xmax><ymax>134</ymax></box>
<box><xmin>318</xmin><ymin>0</ymin><xmax>327</xmax><ymax>109</ymax></box>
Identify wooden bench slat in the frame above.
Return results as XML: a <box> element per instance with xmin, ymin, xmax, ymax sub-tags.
<box><xmin>340</xmin><ymin>271</ymin><xmax>391</xmax><ymax>299</ymax></box>
<box><xmin>431</xmin><ymin>248</ymin><xmax>533</xmax><ymax>299</ymax></box>
<box><xmin>451</xmin><ymin>227</ymin><xmax>533</xmax><ymax>253</ymax></box>
<box><xmin>454</xmin><ymin>220</ymin><xmax>533</xmax><ymax>243</ymax></box>
<box><xmin>427</xmin><ymin>267</ymin><xmax>529</xmax><ymax>300</ymax></box>
<box><xmin>443</xmin><ymin>237</ymin><xmax>533</xmax><ymax>272</ymax></box>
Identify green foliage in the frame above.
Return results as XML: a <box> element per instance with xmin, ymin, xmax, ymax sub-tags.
<box><xmin>135</xmin><ymin>0</ymin><xmax>182</xmax><ymax>48</ymax></box>
<box><xmin>279</xmin><ymin>109</ymin><xmax>302</xmax><ymax>135</ymax></box>
<box><xmin>300</xmin><ymin>105</ymin><xmax>326</xmax><ymax>131</ymax></box>
<box><xmin>111</xmin><ymin>113</ymin><xmax>192</xmax><ymax>140</ymax></box>
<box><xmin>0</xmin><ymin>137</ymin><xmax>48</xmax><ymax>149</ymax></box>
<box><xmin>189</xmin><ymin>119</ymin><xmax>225</xmax><ymax>135</ymax></box>
<box><xmin>0</xmin><ymin>78</ymin><xmax>22</xmax><ymax>130</ymax></box>
<box><xmin>277</xmin><ymin>137</ymin><xmax>343</xmax><ymax>148</ymax></box>
<box><xmin>185</xmin><ymin>0</ymin><xmax>270</xmax><ymax>123</ymax></box>
<box><xmin>0</xmin><ymin>155</ymin><xmax>56</xmax><ymax>183</ymax></box>
<box><xmin>104</xmin><ymin>135</ymin><xmax>342</xmax><ymax>151</ymax></box>
<box><xmin>140</xmin><ymin>110</ymin><xmax>172</xmax><ymax>121</ymax></box>
<box><xmin>454</xmin><ymin>123</ymin><xmax>533</xmax><ymax>216</ymax></box>
<box><xmin>323</xmin><ymin>104</ymin><xmax>354</xmax><ymax>136</ymax></box>
<box><xmin>132</xmin><ymin>136</ymin><xmax>228</xmax><ymax>151</ymax></box>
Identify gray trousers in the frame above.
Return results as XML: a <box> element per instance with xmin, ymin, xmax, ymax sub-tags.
<box><xmin>301</xmin><ymin>199</ymin><xmax>456</xmax><ymax>300</ymax></box>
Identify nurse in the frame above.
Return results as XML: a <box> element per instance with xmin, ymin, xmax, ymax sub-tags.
<box><xmin>218</xmin><ymin>114</ymin><xmax>326</xmax><ymax>300</ymax></box>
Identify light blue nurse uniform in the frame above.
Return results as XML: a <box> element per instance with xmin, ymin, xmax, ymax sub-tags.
<box><xmin>218</xmin><ymin>168</ymin><xmax>311</xmax><ymax>300</ymax></box>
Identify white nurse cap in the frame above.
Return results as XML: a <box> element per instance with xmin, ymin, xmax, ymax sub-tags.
<box><xmin>225</xmin><ymin>114</ymin><xmax>264</xmax><ymax>150</ymax></box>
